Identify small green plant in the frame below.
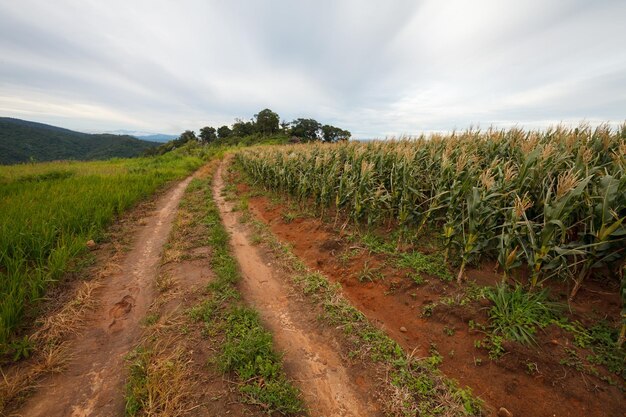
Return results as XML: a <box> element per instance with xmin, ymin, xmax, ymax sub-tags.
<box><xmin>249</xmin><ymin>232</ymin><xmax>263</xmax><ymax>245</ymax></box>
<box><xmin>282</xmin><ymin>211</ymin><xmax>297</xmax><ymax>224</ymax></box>
<box><xmin>235</xmin><ymin>197</ymin><xmax>249</xmax><ymax>212</ymax></box>
<box><xmin>525</xmin><ymin>361</ymin><xmax>539</xmax><ymax>375</ymax></box>
<box><xmin>426</xmin><ymin>343</ymin><xmax>443</xmax><ymax>368</ymax></box>
<box><xmin>10</xmin><ymin>336</ymin><xmax>33</xmax><ymax>361</ymax></box>
<box><xmin>220</xmin><ymin>307</ymin><xmax>281</xmax><ymax>378</ymax></box>
<box><xmin>422</xmin><ymin>304</ymin><xmax>434</xmax><ymax>317</ymax></box>
<box><xmin>468</xmin><ymin>319</ymin><xmax>487</xmax><ymax>332</ymax></box>
<box><xmin>461</xmin><ymin>282</ymin><xmax>488</xmax><ymax>305</ymax></box>
<box><xmin>409</xmin><ymin>272</ymin><xmax>426</xmax><ymax>285</ymax></box>
<box><xmin>337</xmin><ymin>249</ymin><xmax>355</xmax><ymax>266</ymax></box>
<box><xmin>444</xmin><ymin>326</ymin><xmax>456</xmax><ymax>336</ymax></box>
<box><xmin>560</xmin><ymin>348</ymin><xmax>585</xmax><ymax>371</ymax></box>
<box><xmin>188</xmin><ymin>299</ymin><xmax>218</xmax><ymax>323</ymax></box>
<box><xmin>582</xmin><ymin>322</ymin><xmax>625</xmax><ymax>377</ymax></box>
<box><xmin>357</xmin><ymin>261</ymin><xmax>382</xmax><ymax>282</ymax></box>
<box><xmin>298</xmin><ymin>272</ymin><xmax>330</xmax><ymax>296</ymax></box>
<box><xmin>486</xmin><ymin>335</ymin><xmax>506</xmax><ymax>359</ymax></box>
<box><xmin>486</xmin><ymin>283</ymin><xmax>559</xmax><ymax>344</ymax></box>
<box><xmin>219</xmin><ymin>306</ymin><xmax>304</xmax><ymax>414</ymax></box>
<box><xmin>141</xmin><ymin>313</ymin><xmax>159</xmax><ymax>326</ymax></box>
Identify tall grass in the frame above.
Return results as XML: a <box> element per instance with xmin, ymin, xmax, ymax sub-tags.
<box><xmin>0</xmin><ymin>145</ymin><xmax>207</xmax><ymax>347</ymax></box>
<box><xmin>237</xmin><ymin>124</ymin><xmax>626</xmax><ymax>300</ymax></box>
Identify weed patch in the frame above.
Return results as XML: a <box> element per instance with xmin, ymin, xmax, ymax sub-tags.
<box><xmin>486</xmin><ymin>283</ymin><xmax>559</xmax><ymax>344</ymax></box>
<box><xmin>397</xmin><ymin>251</ymin><xmax>453</xmax><ymax>282</ymax></box>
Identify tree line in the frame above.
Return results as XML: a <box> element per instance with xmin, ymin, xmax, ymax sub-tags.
<box><xmin>146</xmin><ymin>108</ymin><xmax>351</xmax><ymax>155</ymax></box>
<box><xmin>196</xmin><ymin>109</ymin><xmax>351</xmax><ymax>144</ymax></box>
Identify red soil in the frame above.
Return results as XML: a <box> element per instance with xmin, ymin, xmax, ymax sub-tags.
<box><xmin>243</xmin><ymin>189</ymin><xmax>624</xmax><ymax>417</ymax></box>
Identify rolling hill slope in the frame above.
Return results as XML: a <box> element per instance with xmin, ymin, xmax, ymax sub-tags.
<box><xmin>0</xmin><ymin>118</ymin><xmax>160</xmax><ymax>164</ymax></box>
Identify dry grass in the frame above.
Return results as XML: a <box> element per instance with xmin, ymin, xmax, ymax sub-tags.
<box><xmin>31</xmin><ymin>280</ymin><xmax>101</xmax><ymax>346</ymax></box>
<box><xmin>125</xmin><ymin>335</ymin><xmax>199</xmax><ymax>417</ymax></box>
<box><xmin>0</xmin><ymin>343</ymin><xmax>70</xmax><ymax>413</ymax></box>
<box><xmin>0</xmin><ymin>277</ymin><xmax>102</xmax><ymax>413</ymax></box>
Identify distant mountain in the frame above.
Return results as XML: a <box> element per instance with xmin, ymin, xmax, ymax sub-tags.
<box><xmin>95</xmin><ymin>129</ymin><xmax>178</xmax><ymax>143</ymax></box>
<box><xmin>137</xmin><ymin>133</ymin><xmax>179</xmax><ymax>142</ymax></box>
<box><xmin>0</xmin><ymin>118</ymin><xmax>160</xmax><ymax>165</ymax></box>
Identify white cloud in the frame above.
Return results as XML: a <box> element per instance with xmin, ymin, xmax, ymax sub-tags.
<box><xmin>0</xmin><ymin>0</ymin><xmax>624</xmax><ymax>138</ymax></box>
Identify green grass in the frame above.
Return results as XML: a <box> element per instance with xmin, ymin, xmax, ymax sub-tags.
<box><xmin>396</xmin><ymin>251</ymin><xmax>453</xmax><ymax>282</ymax></box>
<box><xmin>555</xmin><ymin>319</ymin><xmax>625</xmax><ymax>379</ymax></box>
<box><xmin>124</xmin><ymin>347</ymin><xmax>151</xmax><ymax>416</ymax></box>
<box><xmin>583</xmin><ymin>323</ymin><xmax>625</xmax><ymax>377</ymax></box>
<box><xmin>359</xmin><ymin>232</ymin><xmax>397</xmax><ymax>254</ymax></box>
<box><xmin>220</xmin><ymin>307</ymin><xmax>303</xmax><ymax>413</ymax></box>
<box><xmin>0</xmin><ymin>144</ymin><xmax>209</xmax><ymax>349</ymax></box>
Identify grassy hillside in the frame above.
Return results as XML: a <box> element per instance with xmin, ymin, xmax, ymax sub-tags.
<box><xmin>0</xmin><ymin>118</ymin><xmax>160</xmax><ymax>164</ymax></box>
<box><xmin>0</xmin><ymin>143</ymin><xmax>212</xmax><ymax>348</ymax></box>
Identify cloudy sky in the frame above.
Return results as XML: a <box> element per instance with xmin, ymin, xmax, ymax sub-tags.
<box><xmin>1</xmin><ymin>0</ymin><xmax>625</xmax><ymax>138</ymax></box>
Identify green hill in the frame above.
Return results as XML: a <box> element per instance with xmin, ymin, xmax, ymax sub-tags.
<box><xmin>0</xmin><ymin>118</ymin><xmax>160</xmax><ymax>164</ymax></box>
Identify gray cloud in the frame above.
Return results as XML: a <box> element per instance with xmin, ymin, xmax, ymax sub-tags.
<box><xmin>0</xmin><ymin>0</ymin><xmax>624</xmax><ymax>137</ymax></box>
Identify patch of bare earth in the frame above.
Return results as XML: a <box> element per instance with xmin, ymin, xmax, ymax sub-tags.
<box><xmin>3</xmin><ymin>175</ymin><xmax>194</xmax><ymax>417</ymax></box>
<box><xmin>214</xmin><ymin>161</ymin><xmax>383</xmax><ymax>417</ymax></box>
<box><xmin>231</xmin><ymin>169</ymin><xmax>624</xmax><ymax>417</ymax></box>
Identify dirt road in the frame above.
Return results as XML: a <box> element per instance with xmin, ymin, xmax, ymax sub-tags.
<box><xmin>15</xmin><ymin>176</ymin><xmax>193</xmax><ymax>417</ymax></box>
<box><xmin>11</xmin><ymin>161</ymin><xmax>382</xmax><ymax>417</ymax></box>
<box><xmin>213</xmin><ymin>161</ymin><xmax>380</xmax><ymax>417</ymax></box>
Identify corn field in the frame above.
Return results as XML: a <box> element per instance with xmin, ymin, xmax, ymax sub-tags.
<box><xmin>236</xmin><ymin>125</ymin><xmax>626</xmax><ymax>312</ymax></box>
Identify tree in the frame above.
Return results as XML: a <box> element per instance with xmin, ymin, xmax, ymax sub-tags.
<box><xmin>280</xmin><ymin>120</ymin><xmax>290</xmax><ymax>133</ymax></box>
<box><xmin>321</xmin><ymin>125</ymin><xmax>351</xmax><ymax>142</ymax></box>
<box><xmin>232</xmin><ymin>118</ymin><xmax>256</xmax><ymax>137</ymax></box>
<box><xmin>199</xmin><ymin>126</ymin><xmax>217</xmax><ymax>144</ymax></box>
<box><xmin>217</xmin><ymin>125</ymin><xmax>232</xmax><ymax>139</ymax></box>
<box><xmin>254</xmin><ymin>108</ymin><xmax>280</xmax><ymax>136</ymax></box>
<box><xmin>290</xmin><ymin>118</ymin><xmax>321</xmax><ymax>142</ymax></box>
<box><xmin>178</xmin><ymin>130</ymin><xmax>197</xmax><ymax>144</ymax></box>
